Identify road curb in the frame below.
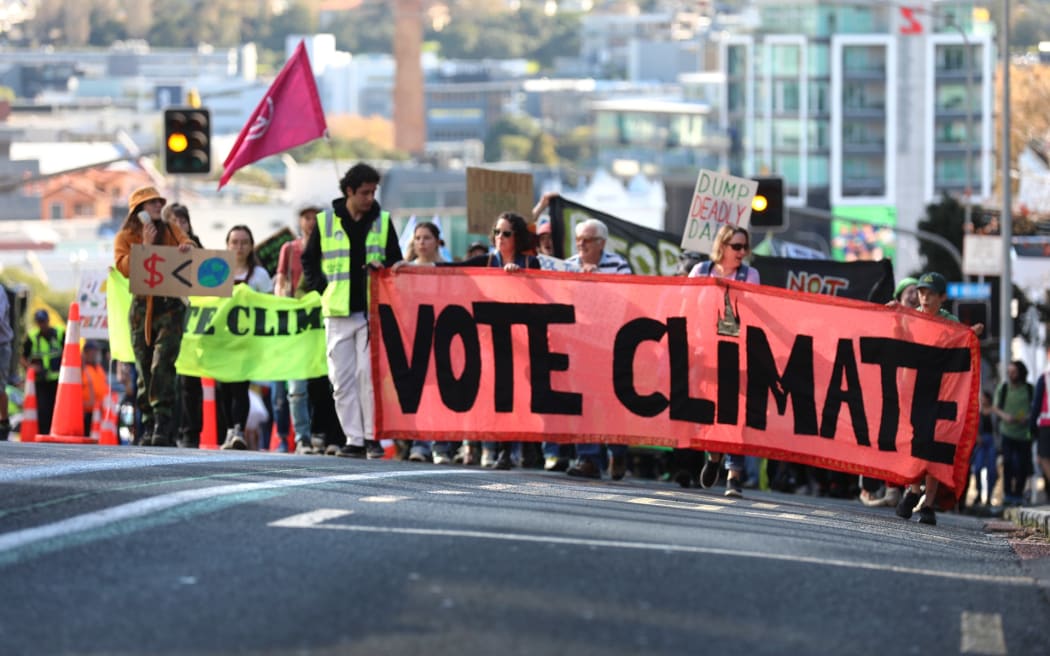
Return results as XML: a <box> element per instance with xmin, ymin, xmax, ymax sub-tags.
<box><xmin>1003</xmin><ymin>505</ymin><xmax>1050</xmax><ymax>537</ymax></box>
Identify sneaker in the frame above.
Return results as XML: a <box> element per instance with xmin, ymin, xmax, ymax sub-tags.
<box><xmin>917</xmin><ymin>506</ymin><xmax>937</xmax><ymax>526</ymax></box>
<box><xmin>725</xmin><ymin>477</ymin><xmax>743</xmax><ymax>498</ymax></box>
<box><xmin>220</xmin><ymin>426</ymin><xmax>247</xmax><ymax>450</ymax></box>
<box><xmin>609</xmin><ymin>454</ymin><xmax>627</xmax><ymax>481</ymax></box>
<box><xmin>859</xmin><ymin>489</ymin><xmax>884</xmax><ymax>507</ymax></box>
<box><xmin>566</xmin><ymin>458</ymin><xmax>601</xmax><ymax>480</ymax></box>
<box><xmin>432</xmin><ymin>451</ymin><xmax>453</xmax><ymax>465</ymax></box>
<box><xmin>295</xmin><ymin>441</ymin><xmax>317</xmax><ymax>455</ymax></box>
<box><xmin>699</xmin><ymin>457</ymin><xmax>722</xmax><ymax>489</ymax></box>
<box><xmin>895</xmin><ymin>490</ymin><xmax>921</xmax><ymax>520</ymax></box>
<box><xmin>0</xmin><ymin>418</ymin><xmax>10</xmax><ymax>441</ymax></box>
<box><xmin>673</xmin><ymin>470</ymin><xmax>694</xmax><ymax>488</ymax></box>
<box><xmin>310</xmin><ymin>434</ymin><xmax>327</xmax><ymax>452</ymax></box>
<box><xmin>493</xmin><ymin>450</ymin><xmax>512</xmax><ymax>470</ymax></box>
<box><xmin>365</xmin><ymin>441</ymin><xmax>386</xmax><ymax>460</ymax></box>
<box><xmin>454</xmin><ymin>444</ymin><xmax>475</xmax><ymax>465</ymax></box>
<box><xmin>151</xmin><ymin>432</ymin><xmax>176</xmax><ymax>448</ymax></box>
<box><xmin>337</xmin><ymin>444</ymin><xmax>367</xmax><ymax>458</ymax></box>
<box><xmin>544</xmin><ymin>456</ymin><xmax>569</xmax><ymax>472</ymax></box>
<box><xmin>480</xmin><ymin>448</ymin><xmax>497</xmax><ymax>468</ymax></box>
<box><xmin>408</xmin><ymin>445</ymin><xmax>431</xmax><ymax>463</ymax></box>
<box><xmin>881</xmin><ymin>487</ymin><xmax>902</xmax><ymax>508</ymax></box>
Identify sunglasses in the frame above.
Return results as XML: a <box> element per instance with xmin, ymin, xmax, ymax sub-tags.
<box><xmin>726</xmin><ymin>243</ymin><xmax>749</xmax><ymax>252</ymax></box>
<box><xmin>493</xmin><ymin>229</ymin><xmax>514</xmax><ymax>238</ymax></box>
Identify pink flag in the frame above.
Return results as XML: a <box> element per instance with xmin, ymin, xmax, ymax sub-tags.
<box><xmin>219</xmin><ymin>41</ymin><xmax>327</xmax><ymax>189</ymax></box>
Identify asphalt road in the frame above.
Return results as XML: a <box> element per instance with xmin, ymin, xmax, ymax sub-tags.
<box><xmin>1</xmin><ymin>442</ymin><xmax>1048</xmax><ymax>655</ymax></box>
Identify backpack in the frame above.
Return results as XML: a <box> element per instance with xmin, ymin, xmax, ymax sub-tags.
<box><xmin>698</xmin><ymin>260</ymin><xmax>750</xmax><ymax>282</ymax></box>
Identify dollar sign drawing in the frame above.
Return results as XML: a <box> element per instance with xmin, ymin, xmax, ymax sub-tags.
<box><xmin>143</xmin><ymin>252</ymin><xmax>165</xmax><ymax>288</ymax></box>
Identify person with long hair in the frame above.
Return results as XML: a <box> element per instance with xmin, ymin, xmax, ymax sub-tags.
<box><xmin>161</xmin><ymin>203</ymin><xmax>205</xmax><ymax>448</ymax></box>
<box><xmin>440</xmin><ymin>211</ymin><xmax>539</xmax><ymax>469</ymax></box>
<box><xmin>218</xmin><ymin>225</ymin><xmax>273</xmax><ymax>449</ymax></box>
<box><xmin>692</xmin><ymin>225</ymin><xmax>759</xmax><ymax>497</ymax></box>
<box><xmin>113</xmin><ymin>186</ymin><xmax>195</xmax><ymax>446</ymax></box>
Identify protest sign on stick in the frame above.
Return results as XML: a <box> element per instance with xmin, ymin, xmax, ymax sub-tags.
<box><xmin>681</xmin><ymin>169</ymin><xmax>758</xmax><ymax>254</ymax></box>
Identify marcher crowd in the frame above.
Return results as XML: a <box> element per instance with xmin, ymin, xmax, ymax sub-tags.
<box><xmin>5</xmin><ymin>163</ymin><xmax>1048</xmax><ymax>530</ymax></box>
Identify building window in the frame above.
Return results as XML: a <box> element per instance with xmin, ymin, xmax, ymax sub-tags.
<box><xmin>74</xmin><ymin>203</ymin><xmax>93</xmax><ymax>217</ymax></box>
<box><xmin>49</xmin><ymin>202</ymin><xmax>63</xmax><ymax>219</ymax></box>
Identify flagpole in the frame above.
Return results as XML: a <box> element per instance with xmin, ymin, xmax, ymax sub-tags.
<box><xmin>325</xmin><ymin>130</ymin><xmax>342</xmax><ymax>183</ymax></box>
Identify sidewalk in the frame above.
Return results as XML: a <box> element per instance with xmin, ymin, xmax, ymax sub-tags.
<box><xmin>1003</xmin><ymin>504</ymin><xmax>1050</xmax><ymax>537</ymax></box>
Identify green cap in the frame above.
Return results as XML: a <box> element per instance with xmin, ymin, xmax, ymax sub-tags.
<box><xmin>893</xmin><ymin>277</ymin><xmax>919</xmax><ymax>300</ymax></box>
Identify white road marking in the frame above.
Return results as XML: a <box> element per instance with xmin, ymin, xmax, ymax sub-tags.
<box><xmin>269</xmin><ymin>509</ymin><xmax>354</xmax><ymax>528</ymax></box>
<box><xmin>627</xmin><ymin>497</ymin><xmax>725</xmax><ymax>512</ymax></box>
<box><xmin>359</xmin><ymin>495</ymin><xmax>409</xmax><ymax>503</ymax></box>
<box><xmin>960</xmin><ymin>612</ymin><xmax>1007</xmax><ymax>654</ymax></box>
<box><xmin>0</xmin><ymin>469</ymin><xmax>481</xmax><ymax>556</ymax></box>
<box><xmin>428</xmin><ymin>490</ymin><xmax>469</xmax><ymax>495</ymax></box>
<box><xmin>268</xmin><ymin>510</ymin><xmax>1038</xmax><ymax>588</ymax></box>
<box><xmin>0</xmin><ymin>451</ymin><xmax>278</xmax><ymax>483</ymax></box>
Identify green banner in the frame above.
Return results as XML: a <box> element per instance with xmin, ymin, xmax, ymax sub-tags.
<box><xmin>107</xmin><ymin>270</ymin><xmax>327</xmax><ymax>381</ymax></box>
<box><xmin>106</xmin><ymin>269</ymin><xmax>135</xmax><ymax>363</ymax></box>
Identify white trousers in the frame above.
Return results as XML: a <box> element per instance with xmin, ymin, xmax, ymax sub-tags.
<box><xmin>325</xmin><ymin>313</ymin><xmax>373</xmax><ymax>446</ymax></box>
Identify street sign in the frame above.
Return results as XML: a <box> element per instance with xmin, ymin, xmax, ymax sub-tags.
<box><xmin>947</xmin><ymin>281</ymin><xmax>992</xmax><ymax>300</ymax></box>
<box><xmin>962</xmin><ymin>234</ymin><xmax>1003</xmax><ymax>276</ymax></box>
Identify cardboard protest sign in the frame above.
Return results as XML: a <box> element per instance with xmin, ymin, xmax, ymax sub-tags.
<box><xmin>466</xmin><ymin>167</ymin><xmax>534</xmax><ymax>234</ymax></box>
<box><xmin>256</xmin><ymin>227</ymin><xmax>295</xmax><ymax>277</ymax></box>
<box><xmin>130</xmin><ymin>245</ymin><xmax>236</xmax><ymax>297</ymax></box>
<box><xmin>77</xmin><ymin>269</ymin><xmax>109</xmax><ymax>340</ymax></box>
<box><xmin>681</xmin><ymin>170</ymin><xmax>758</xmax><ymax>254</ymax></box>
<box><xmin>372</xmin><ymin>268</ymin><xmax>980</xmax><ymax>498</ymax></box>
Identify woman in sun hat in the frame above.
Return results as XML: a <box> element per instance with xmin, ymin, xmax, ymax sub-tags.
<box><xmin>113</xmin><ymin>186</ymin><xmax>196</xmax><ymax>447</ymax></box>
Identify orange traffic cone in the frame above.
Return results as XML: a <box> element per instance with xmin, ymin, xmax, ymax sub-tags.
<box><xmin>268</xmin><ymin>421</ymin><xmax>284</xmax><ymax>452</ymax></box>
<box><xmin>381</xmin><ymin>439</ymin><xmax>396</xmax><ymax>460</ymax></box>
<box><xmin>88</xmin><ymin>403</ymin><xmax>102</xmax><ymax>440</ymax></box>
<box><xmin>19</xmin><ymin>367</ymin><xmax>38</xmax><ymax>443</ymax></box>
<box><xmin>37</xmin><ymin>303</ymin><xmax>93</xmax><ymax>444</ymax></box>
<box><xmin>200</xmin><ymin>377</ymin><xmax>218</xmax><ymax>449</ymax></box>
<box><xmin>99</xmin><ymin>393</ymin><xmax>118</xmax><ymax>446</ymax></box>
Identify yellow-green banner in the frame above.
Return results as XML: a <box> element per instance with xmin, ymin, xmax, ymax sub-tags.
<box><xmin>107</xmin><ymin>269</ymin><xmax>327</xmax><ymax>381</ymax></box>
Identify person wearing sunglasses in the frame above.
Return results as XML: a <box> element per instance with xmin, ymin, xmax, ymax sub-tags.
<box><xmin>437</xmin><ymin>211</ymin><xmax>539</xmax><ymax>469</ymax></box>
<box><xmin>689</xmin><ymin>225</ymin><xmax>760</xmax><ymax>498</ymax></box>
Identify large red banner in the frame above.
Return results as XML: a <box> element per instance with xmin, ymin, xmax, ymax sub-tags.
<box><xmin>371</xmin><ymin>268</ymin><xmax>980</xmax><ymax>496</ymax></box>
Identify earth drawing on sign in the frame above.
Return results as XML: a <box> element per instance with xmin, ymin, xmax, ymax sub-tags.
<box><xmin>197</xmin><ymin>258</ymin><xmax>230</xmax><ymax>288</ymax></box>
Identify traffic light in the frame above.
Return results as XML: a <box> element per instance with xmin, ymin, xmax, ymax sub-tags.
<box><xmin>750</xmin><ymin>176</ymin><xmax>785</xmax><ymax>230</ymax></box>
<box><xmin>164</xmin><ymin>108</ymin><xmax>211</xmax><ymax>175</ymax></box>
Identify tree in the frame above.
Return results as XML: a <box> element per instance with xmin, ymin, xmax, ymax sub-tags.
<box><xmin>917</xmin><ymin>193</ymin><xmax>964</xmax><ymax>282</ymax></box>
<box><xmin>483</xmin><ymin>115</ymin><xmax>540</xmax><ymax>161</ymax></box>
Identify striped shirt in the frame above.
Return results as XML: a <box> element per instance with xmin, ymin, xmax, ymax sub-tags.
<box><xmin>566</xmin><ymin>251</ymin><xmax>632</xmax><ymax>275</ymax></box>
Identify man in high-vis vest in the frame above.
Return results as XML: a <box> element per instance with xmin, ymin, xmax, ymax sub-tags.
<box><xmin>22</xmin><ymin>309</ymin><xmax>63</xmax><ymax>435</ymax></box>
<box><xmin>301</xmin><ymin>162</ymin><xmax>402</xmax><ymax>458</ymax></box>
<box><xmin>1030</xmin><ymin>360</ymin><xmax>1050</xmax><ymax>501</ymax></box>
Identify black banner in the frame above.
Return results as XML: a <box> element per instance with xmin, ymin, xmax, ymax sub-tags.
<box><xmin>548</xmin><ymin>196</ymin><xmax>895</xmax><ymax>303</ymax></box>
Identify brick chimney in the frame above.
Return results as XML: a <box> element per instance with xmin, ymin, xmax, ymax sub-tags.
<box><xmin>393</xmin><ymin>0</ymin><xmax>425</xmax><ymax>156</ymax></box>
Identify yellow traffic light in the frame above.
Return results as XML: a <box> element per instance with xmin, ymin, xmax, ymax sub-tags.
<box><xmin>167</xmin><ymin>132</ymin><xmax>188</xmax><ymax>153</ymax></box>
<box><xmin>752</xmin><ymin>194</ymin><xmax>769</xmax><ymax>213</ymax></box>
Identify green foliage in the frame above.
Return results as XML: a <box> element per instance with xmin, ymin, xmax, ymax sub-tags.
<box><xmin>88</xmin><ymin>9</ymin><xmax>127</xmax><ymax>47</ymax></box>
<box><xmin>497</xmin><ymin>135</ymin><xmax>532</xmax><ymax>162</ymax></box>
<box><xmin>0</xmin><ymin>269</ymin><xmax>74</xmax><ymax>324</ymax></box>
<box><xmin>917</xmin><ymin>193</ymin><xmax>963</xmax><ymax>282</ymax></box>
<box><xmin>483</xmin><ymin>115</ymin><xmax>540</xmax><ymax>161</ymax></box>
<box><xmin>425</xmin><ymin>7</ymin><xmax>580</xmax><ymax>67</ymax></box>
<box><xmin>286</xmin><ymin>138</ymin><xmax>408</xmax><ymax>164</ymax></box>
<box><xmin>326</xmin><ymin>2</ymin><xmax>394</xmax><ymax>54</ymax></box>
<box><xmin>555</xmin><ymin>125</ymin><xmax>593</xmax><ymax>165</ymax></box>
<box><xmin>259</xmin><ymin>2</ymin><xmax>318</xmax><ymax>52</ymax></box>
<box><xmin>528</xmin><ymin>132</ymin><xmax>559</xmax><ymax>165</ymax></box>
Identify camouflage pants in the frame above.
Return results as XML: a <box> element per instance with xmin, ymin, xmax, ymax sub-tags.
<box><xmin>130</xmin><ymin>297</ymin><xmax>185</xmax><ymax>438</ymax></box>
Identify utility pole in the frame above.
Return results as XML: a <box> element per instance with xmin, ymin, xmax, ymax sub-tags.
<box><xmin>1000</xmin><ymin>0</ymin><xmax>1013</xmax><ymax>378</ymax></box>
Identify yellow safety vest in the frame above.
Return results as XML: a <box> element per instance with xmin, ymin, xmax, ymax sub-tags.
<box><xmin>28</xmin><ymin>327</ymin><xmax>64</xmax><ymax>382</ymax></box>
<box><xmin>318</xmin><ymin>209</ymin><xmax>391</xmax><ymax>317</ymax></box>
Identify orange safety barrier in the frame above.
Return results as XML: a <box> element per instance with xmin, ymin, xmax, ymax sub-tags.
<box><xmin>37</xmin><ymin>303</ymin><xmax>94</xmax><ymax>444</ymax></box>
<box><xmin>88</xmin><ymin>403</ymin><xmax>101</xmax><ymax>440</ymax></box>
<box><xmin>200</xmin><ymin>377</ymin><xmax>218</xmax><ymax>449</ymax></box>
<box><xmin>20</xmin><ymin>367</ymin><xmax>38</xmax><ymax>443</ymax></box>
<box><xmin>99</xmin><ymin>393</ymin><xmax>119</xmax><ymax>446</ymax></box>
